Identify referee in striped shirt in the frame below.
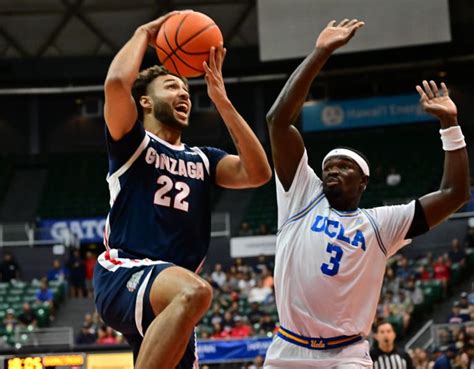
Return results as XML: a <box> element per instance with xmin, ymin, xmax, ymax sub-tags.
<box><xmin>370</xmin><ymin>321</ymin><xmax>414</xmax><ymax>369</ymax></box>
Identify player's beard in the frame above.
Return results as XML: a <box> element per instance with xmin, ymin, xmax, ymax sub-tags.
<box><xmin>153</xmin><ymin>98</ymin><xmax>187</xmax><ymax>130</ymax></box>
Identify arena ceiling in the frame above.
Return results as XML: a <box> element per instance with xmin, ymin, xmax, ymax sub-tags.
<box><xmin>0</xmin><ymin>0</ymin><xmax>258</xmax><ymax>58</ymax></box>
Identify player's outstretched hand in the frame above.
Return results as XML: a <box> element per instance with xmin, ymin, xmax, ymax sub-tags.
<box><xmin>316</xmin><ymin>19</ymin><xmax>365</xmax><ymax>53</ymax></box>
<box><xmin>138</xmin><ymin>10</ymin><xmax>188</xmax><ymax>46</ymax></box>
<box><xmin>203</xmin><ymin>42</ymin><xmax>228</xmax><ymax>104</ymax></box>
<box><xmin>416</xmin><ymin>80</ymin><xmax>458</xmax><ymax>122</ymax></box>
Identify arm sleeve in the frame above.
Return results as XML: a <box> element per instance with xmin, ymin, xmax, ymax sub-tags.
<box><xmin>405</xmin><ymin>199</ymin><xmax>429</xmax><ymax>239</ymax></box>
<box><xmin>275</xmin><ymin>150</ymin><xmax>323</xmax><ymax>229</ymax></box>
<box><xmin>198</xmin><ymin>146</ymin><xmax>228</xmax><ymax>182</ymax></box>
<box><xmin>105</xmin><ymin>121</ymin><xmax>146</xmax><ymax>175</ymax></box>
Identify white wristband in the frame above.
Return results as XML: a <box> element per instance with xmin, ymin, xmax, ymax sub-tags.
<box><xmin>440</xmin><ymin>126</ymin><xmax>466</xmax><ymax>151</ymax></box>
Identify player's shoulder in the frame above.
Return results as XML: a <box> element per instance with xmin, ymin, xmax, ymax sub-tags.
<box><xmin>362</xmin><ymin>201</ymin><xmax>415</xmax><ymax>218</ymax></box>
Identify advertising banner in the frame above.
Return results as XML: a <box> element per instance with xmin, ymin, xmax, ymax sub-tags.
<box><xmin>302</xmin><ymin>94</ymin><xmax>435</xmax><ymax>132</ymax></box>
<box><xmin>198</xmin><ymin>337</ymin><xmax>272</xmax><ymax>363</ymax></box>
<box><xmin>37</xmin><ymin>217</ymin><xmax>106</xmax><ymax>244</ymax></box>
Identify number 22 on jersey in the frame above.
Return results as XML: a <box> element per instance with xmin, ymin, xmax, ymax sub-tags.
<box><xmin>154</xmin><ymin>175</ymin><xmax>190</xmax><ymax>212</ymax></box>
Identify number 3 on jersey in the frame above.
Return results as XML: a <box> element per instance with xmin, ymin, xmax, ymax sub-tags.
<box><xmin>154</xmin><ymin>175</ymin><xmax>190</xmax><ymax>212</ymax></box>
<box><xmin>321</xmin><ymin>243</ymin><xmax>343</xmax><ymax>276</ymax></box>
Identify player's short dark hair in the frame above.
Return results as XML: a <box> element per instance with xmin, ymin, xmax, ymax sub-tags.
<box><xmin>131</xmin><ymin>65</ymin><xmax>188</xmax><ymax>121</ymax></box>
<box><xmin>333</xmin><ymin>146</ymin><xmax>371</xmax><ymax>176</ymax></box>
<box><xmin>374</xmin><ymin>320</ymin><xmax>395</xmax><ymax>333</ymax></box>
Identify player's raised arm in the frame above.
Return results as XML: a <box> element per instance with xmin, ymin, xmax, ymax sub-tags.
<box><xmin>267</xmin><ymin>19</ymin><xmax>364</xmax><ymax>190</ymax></box>
<box><xmin>415</xmin><ymin>81</ymin><xmax>470</xmax><ymax>228</ymax></box>
<box><xmin>203</xmin><ymin>43</ymin><xmax>272</xmax><ymax>189</ymax></box>
<box><xmin>104</xmin><ymin>12</ymin><xmax>180</xmax><ymax>141</ymax></box>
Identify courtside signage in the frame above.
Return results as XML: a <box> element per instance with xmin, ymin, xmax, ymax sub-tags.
<box><xmin>37</xmin><ymin>217</ymin><xmax>106</xmax><ymax>244</ymax></box>
<box><xmin>302</xmin><ymin>93</ymin><xmax>435</xmax><ymax>132</ymax></box>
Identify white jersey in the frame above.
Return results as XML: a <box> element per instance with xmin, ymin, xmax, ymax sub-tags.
<box><xmin>274</xmin><ymin>150</ymin><xmax>415</xmax><ymax>338</ymax></box>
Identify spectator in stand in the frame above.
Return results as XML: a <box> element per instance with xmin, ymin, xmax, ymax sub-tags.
<box><xmin>465</xmin><ymin>224</ymin><xmax>474</xmax><ymax>248</ymax></box>
<box><xmin>433</xmin><ymin>346</ymin><xmax>455</xmax><ymax>369</ymax></box>
<box><xmin>261</xmin><ymin>267</ymin><xmax>273</xmax><ymax>289</ymax></box>
<box><xmin>233</xmin><ymin>257</ymin><xmax>250</xmax><ymax>274</ymax></box>
<box><xmin>3</xmin><ymin>309</ymin><xmax>17</xmax><ymax>331</ymax></box>
<box><xmin>96</xmin><ymin>325</ymin><xmax>118</xmax><ymax>345</ymax></box>
<box><xmin>211</xmin><ymin>263</ymin><xmax>227</xmax><ymax>288</ymax></box>
<box><xmin>259</xmin><ymin>313</ymin><xmax>275</xmax><ymax>334</ymax></box>
<box><xmin>248</xmin><ymin>278</ymin><xmax>272</xmax><ymax>304</ymax></box>
<box><xmin>257</xmin><ymin>223</ymin><xmax>270</xmax><ymax>236</ymax></box>
<box><xmin>396</xmin><ymin>290</ymin><xmax>413</xmax><ymax>332</ymax></box>
<box><xmin>238</xmin><ymin>221</ymin><xmax>254</xmax><ymax>237</ymax></box>
<box><xmin>210</xmin><ymin>322</ymin><xmax>229</xmax><ymax>339</ymax></box>
<box><xmin>458</xmin><ymin>292</ymin><xmax>471</xmax><ymax>321</ymax></box>
<box><xmin>447</xmin><ymin>301</ymin><xmax>469</xmax><ymax>324</ymax></box>
<box><xmin>17</xmin><ymin>302</ymin><xmax>37</xmax><ymax>328</ymax></box>
<box><xmin>221</xmin><ymin>311</ymin><xmax>235</xmax><ymax>332</ymax></box>
<box><xmin>254</xmin><ymin>254</ymin><xmax>273</xmax><ymax>275</ymax></box>
<box><xmin>418</xmin><ymin>265</ymin><xmax>432</xmax><ymax>281</ymax></box>
<box><xmin>238</xmin><ymin>272</ymin><xmax>255</xmax><ymax>297</ymax></box>
<box><xmin>76</xmin><ymin>323</ymin><xmax>97</xmax><ymax>344</ymax></box>
<box><xmin>411</xmin><ymin>347</ymin><xmax>430</xmax><ymax>369</ymax></box>
<box><xmin>246</xmin><ymin>355</ymin><xmax>264</xmax><ymax>369</ymax></box>
<box><xmin>371</xmin><ymin>321</ymin><xmax>413</xmax><ymax>369</ymax></box>
<box><xmin>0</xmin><ymin>252</ymin><xmax>21</xmax><ymax>282</ymax></box>
<box><xmin>396</xmin><ymin>256</ymin><xmax>412</xmax><ymax>283</ymax></box>
<box><xmin>47</xmin><ymin>259</ymin><xmax>67</xmax><ymax>283</ymax></box>
<box><xmin>66</xmin><ymin>249</ymin><xmax>86</xmax><ymax>298</ymax></box>
<box><xmin>448</xmin><ymin>238</ymin><xmax>466</xmax><ymax>268</ymax></box>
<box><xmin>35</xmin><ymin>277</ymin><xmax>54</xmax><ymax>306</ymax></box>
<box><xmin>406</xmin><ymin>279</ymin><xmax>424</xmax><ymax>306</ymax></box>
<box><xmin>248</xmin><ymin>302</ymin><xmax>264</xmax><ymax>325</ymax></box>
<box><xmin>84</xmin><ymin>251</ymin><xmax>97</xmax><ymax>298</ymax></box>
<box><xmin>382</xmin><ymin>265</ymin><xmax>400</xmax><ymax>295</ymax></box>
<box><xmin>433</xmin><ymin>255</ymin><xmax>451</xmax><ymax>296</ymax></box>
<box><xmin>230</xmin><ymin>315</ymin><xmax>253</xmax><ymax>338</ymax></box>
<box><xmin>468</xmin><ymin>283</ymin><xmax>474</xmax><ymax>306</ymax></box>
<box><xmin>386</xmin><ymin>167</ymin><xmax>402</xmax><ymax>187</ymax></box>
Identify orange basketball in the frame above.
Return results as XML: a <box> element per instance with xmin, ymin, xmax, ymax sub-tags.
<box><xmin>155</xmin><ymin>11</ymin><xmax>223</xmax><ymax>78</ymax></box>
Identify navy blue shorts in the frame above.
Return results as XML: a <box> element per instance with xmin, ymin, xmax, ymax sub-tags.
<box><xmin>94</xmin><ymin>249</ymin><xmax>198</xmax><ymax>368</ymax></box>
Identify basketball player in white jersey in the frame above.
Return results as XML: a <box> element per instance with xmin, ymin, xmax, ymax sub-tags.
<box><xmin>264</xmin><ymin>19</ymin><xmax>470</xmax><ymax>368</ymax></box>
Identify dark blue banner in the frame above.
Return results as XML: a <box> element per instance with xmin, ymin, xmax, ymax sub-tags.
<box><xmin>37</xmin><ymin>217</ymin><xmax>106</xmax><ymax>244</ymax></box>
<box><xmin>198</xmin><ymin>337</ymin><xmax>272</xmax><ymax>363</ymax></box>
<box><xmin>302</xmin><ymin>93</ymin><xmax>435</xmax><ymax>132</ymax></box>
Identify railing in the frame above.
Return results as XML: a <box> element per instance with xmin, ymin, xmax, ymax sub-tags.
<box><xmin>0</xmin><ymin>223</ymin><xmax>79</xmax><ymax>247</ymax></box>
<box><xmin>405</xmin><ymin>320</ymin><xmax>474</xmax><ymax>352</ymax></box>
<box><xmin>404</xmin><ymin>320</ymin><xmax>433</xmax><ymax>352</ymax></box>
<box><xmin>12</xmin><ymin>327</ymin><xmax>74</xmax><ymax>349</ymax></box>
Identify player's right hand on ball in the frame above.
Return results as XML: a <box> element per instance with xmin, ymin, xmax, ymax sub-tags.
<box><xmin>138</xmin><ymin>10</ymin><xmax>190</xmax><ymax>45</ymax></box>
<box><xmin>316</xmin><ymin>19</ymin><xmax>364</xmax><ymax>53</ymax></box>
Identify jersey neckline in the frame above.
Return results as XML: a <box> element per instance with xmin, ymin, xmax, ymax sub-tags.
<box><xmin>330</xmin><ymin>207</ymin><xmax>361</xmax><ymax>217</ymax></box>
<box><xmin>146</xmin><ymin>130</ymin><xmax>186</xmax><ymax>151</ymax></box>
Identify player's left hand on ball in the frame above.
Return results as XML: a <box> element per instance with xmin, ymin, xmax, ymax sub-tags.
<box><xmin>203</xmin><ymin>42</ymin><xmax>228</xmax><ymax>103</ymax></box>
<box><xmin>416</xmin><ymin>80</ymin><xmax>457</xmax><ymax>120</ymax></box>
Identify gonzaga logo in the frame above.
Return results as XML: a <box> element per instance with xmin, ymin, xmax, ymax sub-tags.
<box><xmin>127</xmin><ymin>270</ymin><xmax>144</xmax><ymax>292</ymax></box>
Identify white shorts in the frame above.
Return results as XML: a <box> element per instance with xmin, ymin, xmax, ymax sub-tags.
<box><xmin>264</xmin><ymin>336</ymin><xmax>373</xmax><ymax>369</ymax></box>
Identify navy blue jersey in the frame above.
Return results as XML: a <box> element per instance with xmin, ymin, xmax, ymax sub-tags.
<box><xmin>104</xmin><ymin>121</ymin><xmax>227</xmax><ymax>271</ymax></box>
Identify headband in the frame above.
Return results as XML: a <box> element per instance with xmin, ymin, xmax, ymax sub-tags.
<box><xmin>322</xmin><ymin>148</ymin><xmax>370</xmax><ymax>176</ymax></box>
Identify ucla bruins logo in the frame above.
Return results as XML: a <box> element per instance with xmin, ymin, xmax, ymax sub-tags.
<box><xmin>126</xmin><ymin>270</ymin><xmax>144</xmax><ymax>292</ymax></box>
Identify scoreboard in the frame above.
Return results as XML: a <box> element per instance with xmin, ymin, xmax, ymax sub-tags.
<box><xmin>1</xmin><ymin>352</ymin><xmax>133</xmax><ymax>369</ymax></box>
<box><xmin>4</xmin><ymin>354</ymin><xmax>85</xmax><ymax>369</ymax></box>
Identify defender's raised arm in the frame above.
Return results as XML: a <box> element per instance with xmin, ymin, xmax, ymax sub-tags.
<box><xmin>416</xmin><ymin>80</ymin><xmax>470</xmax><ymax>228</ymax></box>
<box><xmin>267</xmin><ymin>19</ymin><xmax>364</xmax><ymax>190</ymax></box>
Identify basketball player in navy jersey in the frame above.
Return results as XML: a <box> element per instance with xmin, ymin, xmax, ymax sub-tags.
<box><xmin>93</xmin><ymin>11</ymin><xmax>271</xmax><ymax>369</ymax></box>
<box><xmin>263</xmin><ymin>19</ymin><xmax>470</xmax><ymax>368</ymax></box>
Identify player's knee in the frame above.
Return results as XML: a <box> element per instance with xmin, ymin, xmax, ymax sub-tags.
<box><xmin>178</xmin><ymin>280</ymin><xmax>213</xmax><ymax>316</ymax></box>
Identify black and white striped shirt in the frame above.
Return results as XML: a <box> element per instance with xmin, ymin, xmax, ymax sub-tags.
<box><xmin>370</xmin><ymin>347</ymin><xmax>414</xmax><ymax>369</ymax></box>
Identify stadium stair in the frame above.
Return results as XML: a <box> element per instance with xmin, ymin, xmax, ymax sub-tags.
<box><xmin>49</xmin><ymin>296</ymin><xmax>96</xmax><ymax>339</ymax></box>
